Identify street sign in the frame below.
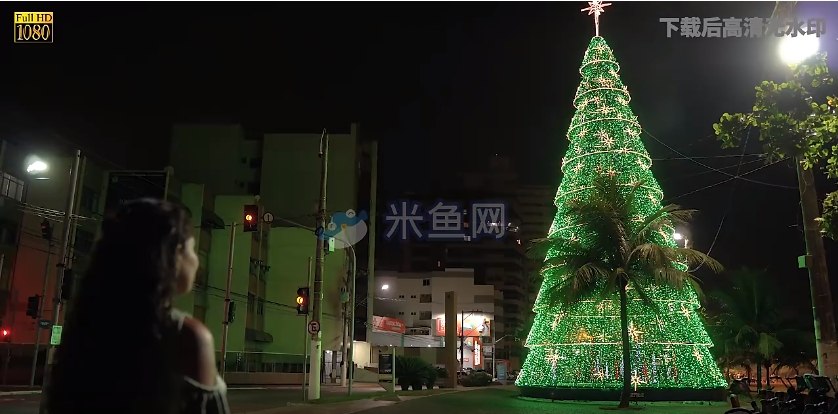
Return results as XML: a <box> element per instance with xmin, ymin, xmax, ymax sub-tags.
<box><xmin>38</xmin><ymin>320</ymin><xmax>51</xmax><ymax>328</ymax></box>
<box><xmin>307</xmin><ymin>320</ymin><xmax>320</xmax><ymax>335</ymax></box>
<box><xmin>50</xmin><ymin>325</ymin><xmax>62</xmax><ymax>345</ymax></box>
<box><xmin>263</xmin><ymin>211</ymin><xmax>274</xmax><ymax>224</ymax></box>
<box><xmin>378</xmin><ymin>351</ymin><xmax>394</xmax><ymax>383</ymax></box>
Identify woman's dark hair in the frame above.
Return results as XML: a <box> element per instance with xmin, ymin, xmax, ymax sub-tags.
<box><xmin>47</xmin><ymin>198</ymin><xmax>193</xmax><ymax>414</ymax></box>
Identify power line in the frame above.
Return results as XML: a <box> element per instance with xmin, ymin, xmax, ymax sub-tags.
<box><xmin>664</xmin><ymin>158</ymin><xmax>790</xmax><ymax>202</ymax></box>
<box><xmin>645</xmin><ymin>130</ymin><xmax>797</xmax><ymax>190</ymax></box>
<box><xmin>652</xmin><ymin>153</ymin><xmax>764</xmax><ymax>161</ymax></box>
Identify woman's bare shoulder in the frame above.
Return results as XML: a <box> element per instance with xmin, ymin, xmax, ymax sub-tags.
<box><xmin>178</xmin><ymin>317</ymin><xmax>218</xmax><ymax>386</ymax></box>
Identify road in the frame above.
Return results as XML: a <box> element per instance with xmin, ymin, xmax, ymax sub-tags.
<box><xmin>1</xmin><ymin>387</ymin><xmax>732</xmax><ymax>414</ymax></box>
<box><xmin>0</xmin><ymin>384</ymin><xmax>387</xmax><ymax>414</ymax></box>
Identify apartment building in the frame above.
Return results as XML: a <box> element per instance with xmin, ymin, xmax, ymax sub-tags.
<box><xmin>372</xmin><ymin>269</ymin><xmax>501</xmax><ymax>370</ymax></box>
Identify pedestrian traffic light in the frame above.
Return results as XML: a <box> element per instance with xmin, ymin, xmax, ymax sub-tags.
<box><xmin>1</xmin><ymin>328</ymin><xmax>9</xmax><ymax>342</ymax></box>
<box><xmin>227</xmin><ymin>301</ymin><xmax>236</xmax><ymax>324</ymax></box>
<box><xmin>40</xmin><ymin>219</ymin><xmax>52</xmax><ymax>240</ymax></box>
<box><xmin>296</xmin><ymin>287</ymin><xmax>310</xmax><ymax>315</ymax></box>
<box><xmin>26</xmin><ymin>295</ymin><xmax>40</xmax><ymax>319</ymax></box>
<box><xmin>243</xmin><ymin>204</ymin><xmax>259</xmax><ymax>233</ymax></box>
<box><xmin>60</xmin><ymin>268</ymin><xmax>75</xmax><ymax>301</ymax></box>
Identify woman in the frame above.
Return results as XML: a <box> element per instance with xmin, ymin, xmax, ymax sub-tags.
<box><xmin>46</xmin><ymin>199</ymin><xmax>230</xmax><ymax>414</ymax></box>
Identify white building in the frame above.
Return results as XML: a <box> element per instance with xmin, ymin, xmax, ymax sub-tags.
<box><xmin>372</xmin><ymin>268</ymin><xmax>503</xmax><ymax>370</ymax></box>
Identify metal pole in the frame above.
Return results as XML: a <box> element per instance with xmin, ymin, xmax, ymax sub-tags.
<box><xmin>340</xmin><ymin>295</ymin><xmax>348</xmax><ymax>387</ymax></box>
<box><xmin>309</xmin><ymin>129</ymin><xmax>328</xmax><ymax>401</ymax></box>
<box><xmin>491</xmin><ymin>321</ymin><xmax>495</xmax><ymax>380</ymax></box>
<box><xmin>303</xmin><ymin>257</ymin><xmax>313</xmax><ymax>401</ymax></box>
<box><xmin>30</xmin><ymin>248</ymin><xmax>50</xmax><ymax>386</ymax></box>
<box><xmin>39</xmin><ymin>150</ymin><xmax>81</xmax><ymax>414</ymax></box>
<box><xmin>220</xmin><ymin>222</ymin><xmax>236</xmax><ymax>379</ymax></box>
<box><xmin>460</xmin><ymin>310</ymin><xmax>464</xmax><ymax>372</ymax></box>
<box><xmin>366</xmin><ymin>141</ymin><xmax>378</xmax><ymax>348</ymax></box>
<box><xmin>347</xmin><ymin>245</ymin><xmax>357</xmax><ymax>395</ymax></box>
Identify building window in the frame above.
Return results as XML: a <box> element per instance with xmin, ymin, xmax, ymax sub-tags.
<box><xmin>74</xmin><ymin>229</ymin><xmax>95</xmax><ymax>253</ymax></box>
<box><xmin>410</xmin><ymin>312</ymin><xmax>417</xmax><ymax>315</ymax></box>
<box><xmin>419</xmin><ymin>311</ymin><xmax>432</xmax><ymax>320</ymax></box>
<box><xmin>398</xmin><ymin>295</ymin><xmax>404</xmax><ymax>299</ymax></box>
<box><xmin>247</xmin><ymin>181</ymin><xmax>261</xmax><ymax>194</ymax></box>
<box><xmin>0</xmin><ymin>173</ymin><xmax>24</xmax><ymax>202</ymax></box>
<box><xmin>419</xmin><ymin>294</ymin><xmax>432</xmax><ymax>303</ymax></box>
<box><xmin>410</xmin><ymin>295</ymin><xmax>416</xmax><ymax>299</ymax></box>
<box><xmin>422</xmin><ymin>279</ymin><xmax>430</xmax><ymax>286</ymax></box>
<box><xmin>80</xmin><ymin>186</ymin><xmax>99</xmax><ymax>212</ymax></box>
<box><xmin>398</xmin><ymin>311</ymin><xmax>404</xmax><ymax>315</ymax></box>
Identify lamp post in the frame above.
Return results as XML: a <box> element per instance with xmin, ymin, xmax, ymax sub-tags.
<box><xmin>775</xmin><ymin>18</ymin><xmax>838</xmax><ymax>383</ymax></box>
<box><xmin>37</xmin><ymin>150</ymin><xmax>82</xmax><ymax>414</ymax></box>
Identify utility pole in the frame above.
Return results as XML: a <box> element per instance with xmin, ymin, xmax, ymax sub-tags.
<box><xmin>366</xmin><ymin>140</ymin><xmax>378</xmax><ymax>350</ymax></box>
<box><xmin>309</xmin><ymin>129</ymin><xmax>329</xmax><ymax>401</ymax></box>
<box><xmin>346</xmin><ymin>245</ymin><xmax>357</xmax><ymax>394</ymax></box>
<box><xmin>39</xmin><ymin>150</ymin><xmax>81</xmax><ymax>414</ymax></box>
<box><xmin>31</xmin><ymin>245</ymin><xmax>51</xmax><ymax>386</ymax></box>
<box><xmin>220</xmin><ymin>222</ymin><xmax>236</xmax><ymax>378</ymax></box>
<box><xmin>772</xmin><ymin>0</ymin><xmax>838</xmax><ymax>382</ymax></box>
<box><xmin>302</xmin><ymin>257</ymin><xmax>313</xmax><ymax>401</ymax></box>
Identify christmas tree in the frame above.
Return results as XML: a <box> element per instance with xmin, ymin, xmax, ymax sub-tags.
<box><xmin>515</xmin><ymin>8</ymin><xmax>726</xmax><ymax>401</ymax></box>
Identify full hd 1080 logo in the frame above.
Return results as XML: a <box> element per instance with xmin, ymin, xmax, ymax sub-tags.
<box><xmin>14</xmin><ymin>12</ymin><xmax>53</xmax><ymax>43</ymax></box>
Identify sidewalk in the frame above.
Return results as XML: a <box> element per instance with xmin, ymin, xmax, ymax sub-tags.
<box><xmin>0</xmin><ymin>386</ymin><xmax>41</xmax><ymax>396</ymax></box>
<box><xmin>234</xmin><ymin>385</ymin><xmax>514</xmax><ymax>414</ymax></box>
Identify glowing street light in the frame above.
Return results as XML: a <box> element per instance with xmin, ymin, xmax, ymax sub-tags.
<box><xmin>381</xmin><ymin>284</ymin><xmax>389</xmax><ymax>290</ymax></box>
<box><xmin>26</xmin><ymin>160</ymin><xmax>48</xmax><ymax>174</ymax></box>
<box><xmin>779</xmin><ymin>34</ymin><xmax>820</xmax><ymax>65</ymax></box>
<box><xmin>672</xmin><ymin>233</ymin><xmax>683</xmax><ymax>240</ymax></box>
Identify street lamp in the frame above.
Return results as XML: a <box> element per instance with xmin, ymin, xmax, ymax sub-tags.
<box><xmin>26</xmin><ymin>158</ymin><xmax>50</xmax><ymax>180</ymax></box>
<box><xmin>672</xmin><ymin>232</ymin><xmax>683</xmax><ymax>241</ymax></box>
<box><xmin>672</xmin><ymin>232</ymin><xmax>689</xmax><ymax>249</ymax></box>
<box><xmin>381</xmin><ymin>284</ymin><xmax>389</xmax><ymax>290</ymax></box>
<box><xmin>779</xmin><ymin>34</ymin><xmax>819</xmax><ymax>65</ymax></box>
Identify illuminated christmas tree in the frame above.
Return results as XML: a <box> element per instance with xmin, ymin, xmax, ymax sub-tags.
<box><xmin>515</xmin><ymin>3</ymin><xmax>725</xmax><ymax>401</ymax></box>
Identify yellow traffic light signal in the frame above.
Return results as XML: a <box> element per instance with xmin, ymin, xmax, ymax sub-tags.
<box><xmin>243</xmin><ymin>205</ymin><xmax>259</xmax><ymax>233</ymax></box>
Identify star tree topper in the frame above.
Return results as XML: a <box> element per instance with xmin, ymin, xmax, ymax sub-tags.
<box><xmin>581</xmin><ymin>0</ymin><xmax>612</xmax><ymax>37</ymax></box>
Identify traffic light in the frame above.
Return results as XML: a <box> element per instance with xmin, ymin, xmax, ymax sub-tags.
<box><xmin>40</xmin><ymin>219</ymin><xmax>52</xmax><ymax>240</ymax></box>
<box><xmin>296</xmin><ymin>287</ymin><xmax>310</xmax><ymax>315</ymax></box>
<box><xmin>1</xmin><ymin>328</ymin><xmax>9</xmax><ymax>342</ymax></box>
<box><xmin>227</xmin><ymin>301</ymin><xmax>236</xmax><ymax>324</ymax></box>
<box><xmin>243</xmin><ymin>204</ymin><xmax>259</xmax><ymax>233</ymax></box>
<box><xmin>26</xmin><ymin>295</ymin><xmax>40</xmax><ymax>319</ymax></box>
<box><xmin>60</xmin><ymin>268</ymin><xmax>75</xmax><ymax>301</ymax></box>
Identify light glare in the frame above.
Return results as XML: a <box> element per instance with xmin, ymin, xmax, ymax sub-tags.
<box><xmin>779</xmin><ymin>34</ymin><xmax>820</xmax><ymax>64</ymax></box>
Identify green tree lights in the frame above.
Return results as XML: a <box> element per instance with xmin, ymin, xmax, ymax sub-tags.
<box><xmin>515</xmin><ymin>36</ymin><xmax>727</xmax><ymax>400</ymax></box>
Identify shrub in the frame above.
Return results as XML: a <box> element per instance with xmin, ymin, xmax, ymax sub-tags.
<box><xmin>462</xmin><ymin>371</ymin><xmax>492</xmax><ymax>387</ymax></box>
<box><xmin>395</xmin><ymin>355</ymin><xmax>431</xmax><ymax>391</ymax></box>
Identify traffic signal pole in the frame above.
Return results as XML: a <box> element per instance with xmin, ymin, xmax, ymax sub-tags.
<box><xmin>39</xmin><ymin>149</ymin><xmax>81</xmax><ymax>414</ymax></box>
<box><xmin>220</xmin><ymin>222</ymin><xmax>236</xmax><ymax>379</ymax></box>
<box><xmin>309</xmin><ymin>129</ymin><xmax>328</xmax><ymax>401</ymax></box>
<box><xmin>30</xmin><ymin>243</ymin><xmax>52</xmax><ymax>386</ymax></box>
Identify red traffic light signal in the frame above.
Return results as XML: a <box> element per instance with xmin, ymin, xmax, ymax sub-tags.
<box><xmin>1</xmin><ymin>328</ymin><xmax>9</xmax><ymax>341</ymax></box>
<box><xmin>1</xmin><ymin>328</ymin><xmax>8</xmax><ymax>336</ymax></box>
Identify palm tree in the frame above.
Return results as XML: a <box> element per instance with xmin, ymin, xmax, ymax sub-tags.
<box><xmin>529</xmin><ymin>179</ymin><xmax>723</xmax><ymax>409</ymax></box>
<box><xmin>710</xmin><ymin>268</ymin><xmax>795</xmax><ymax>393</ymax></box>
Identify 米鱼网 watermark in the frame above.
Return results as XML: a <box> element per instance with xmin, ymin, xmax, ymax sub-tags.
<box><xmin>383</xmin><ymin>200</ymin><xmax>513</xmax><ymax>242</ymax></box>
<box><xmin>660</xmin><ymin>17</ymin><xmax>826</xmax><ymax>38</ymax></box>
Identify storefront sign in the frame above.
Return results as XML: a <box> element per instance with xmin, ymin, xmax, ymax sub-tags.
<box><xmin>474</xmin><ymin>339</ymin><xmax>482</xmax><ymax>366</ymax></box>
<box><xmin>435</xmin><ymin>315</ymin><xmax>491</xmax><ymax>337</ymax></box>
<box><xmin>372</xmin><ymin>316</ymin><xmax>406</xmax><ymax>334</ymax></box>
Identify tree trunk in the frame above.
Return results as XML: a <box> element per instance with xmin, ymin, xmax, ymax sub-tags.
<box><xmin>618</xmin><ymin>280</ymin><xmax>632</xmax><ymax>409</ymax></box>
<box><xmin>764</xmin><ymin>360</ymin><xmax>772</xmax><ymax>391</ymax></box>
<box><xmin>756</xmin><ymin>363</ymin><xmax>762</xmax><ymax>394</ymax></box>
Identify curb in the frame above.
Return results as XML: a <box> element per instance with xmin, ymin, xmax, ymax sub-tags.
<box><xmin>0</xmin><ymin>390</ymin><xmax>42</xmax><ymax>396</ymax></box>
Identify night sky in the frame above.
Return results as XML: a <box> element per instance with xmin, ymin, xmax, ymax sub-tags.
<box><xmin>5</xmin><ymin>2</ymin><xmax>838</xmax><ymax>320</ymax></box>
